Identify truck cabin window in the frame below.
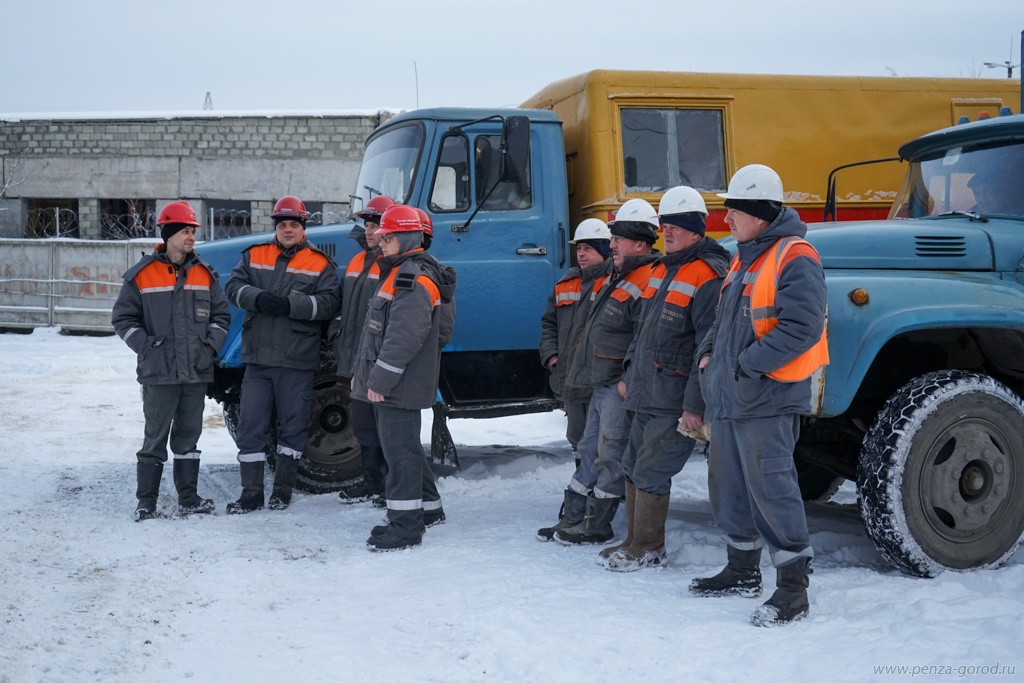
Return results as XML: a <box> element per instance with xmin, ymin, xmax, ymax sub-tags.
<box><xmin>429</xmin><ymin>134</ymin><xmax>470</xmax><ymax>212</ymax></box>
<box><xmin>620</xmin><ymin>108</ymin><xmax>726</xmax><ymax>194</ymax></box>
<box><xmin>352</xmin><ymin>123</ymin><xmax>423</xmax><ymax>214</ymax></box>
<box><xmin>475</xmin><ymin>135</ymin><xmax>532</xmax><ymax>211</ymax></box>
<box><xmin>891</xmin><ymin>141</ymin><xmax>1024</xmax><ymax>219</ymax></box>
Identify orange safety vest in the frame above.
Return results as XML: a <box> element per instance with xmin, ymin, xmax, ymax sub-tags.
<box><xmin>724</xmin><ymin>236</ymin><xmax>829</xmax><ymax>382</ymax></box>
<box><xmin>249</xmin><ymin>243</ymin><xmax>331</xmax><ymax>277</ymax></box>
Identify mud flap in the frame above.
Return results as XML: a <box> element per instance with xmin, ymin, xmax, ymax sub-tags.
<box><xmin>430</xmin><ymin>401</ymin><xmax>459</xmax><ymax>467</ymax></box>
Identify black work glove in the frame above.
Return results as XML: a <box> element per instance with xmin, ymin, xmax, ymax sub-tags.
<box><xmin>256</xmin><ymin>292</ymin><xmax>291</xmax><ymax>316</ymax></box>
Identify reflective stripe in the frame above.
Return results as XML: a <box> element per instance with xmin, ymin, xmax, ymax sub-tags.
<box><xmin>616</xmin><ymin>279</ymin><xmax>644</xmax><ymax>299</ymax></box>
<box><xmin>287</xmin><ymin>267</ymin><xmax>324</xmax><ymax>277</ymax></box>
<box><xmin>647</xmin><ymin>276</ymin><xmax>664</xmax><ymax>290</ymax></box>
<box><xmin>210</xmin><ymin>323</ymin><xmax>226</xmax><ymax>333</ymax></box>
<box><xmin>121</xmin><ymin>326</ymin><xmax>142</xmax><ymax>343</ymax></box>
<box><xmin>234</xmin><ymin>283</ymin><xmax>251</xmax><ymax>307</ymax></box>
<box><xmin>375</xmin><ymin>358</ymin><xmax>404</xmax><ymax>374</ymax></box>
<box><xmin>387</xmin><ymin>498</ymin><xmax>423</xmax><ymax>511</ymax></box>
<box><xmin>308</xmin><ymin>295</ymin><xmax>317</xmax><ymax>319</ymax></box>
<box><xmin>378</xmin><ymin>290</ymin><xmax>394</xmax><ymax>301</ymax></box>
<box><xmin>277</xmin><ymin>445</ymin><xmax>302</xmax><ymax>459</ymax></box>
<box><xmin>667</xmin><ymin>280</ymin><xmax>697</xmax><ymax>297</ymax></box>
<box><xmin>237</xmin><ymin>452</ymin><xmax>267</xmax><ymax>463</ymax></box>
<box><xmin>251</xmin><ymin>262</ymin><xmax>276</xmax><ymax>271</ymax></box>
<box><xmin>183</xmin><ymin>284</ymin><xmax>210</xmax><ymax>291</ymax></box>
<box><xmin>555</xmin><ymin>290</ymin><xmax>581</xmax><ymax>304</ymax></box>
<box><xmin>173</xmin><ymin>451</ymin><xmax>201</xmax><ymax>460</ymax></box>
<box><xmin>139</xmin><ymin>285</ymin><xmax>175</xmax><ymax>294</ymax></box>
<box><xmin>422</xmin><ymin>499</ymin><xmax>443</xmax><ymax>511</ymax></box>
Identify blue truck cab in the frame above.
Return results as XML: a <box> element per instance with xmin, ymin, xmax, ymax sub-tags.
<box><xmin>199</xmin><ymin>108</ymin><xmax>569</xmax><ymax>492</ymax></box>
<box><xmin>793</xmin><ymin>111</ymin><xmax>1024</xmax><ymax>576</ymax></box>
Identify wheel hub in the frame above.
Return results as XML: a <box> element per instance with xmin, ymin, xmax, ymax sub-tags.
<box><xmin>927</xmin><ymin>425</ymin><xmax>1008</xmax><ymax>535</ymax></box>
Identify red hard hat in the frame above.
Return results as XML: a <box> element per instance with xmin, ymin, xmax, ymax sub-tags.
<box><xmin>356</xmin><ymin>195</ymin><xmax>395</xmax><ymax>222</ymax></box>
<box><xmin>156</xmin><ymin>201</ymin><xmax>201</xmax><ymax>227</ymax></box>
<box><xmin>377</xmin><ymin>205</ymin><xmax>424</xmax><ymax>235</ymax></box>
<box><xmin>415</xmin><ymin>208</ymin><xmax>434</xmax><ymax>237</ymax></box>
<box><xmin>272</xmin><ymin>196</ymin><xmax>308</xmax><ymax>222</ymax></box>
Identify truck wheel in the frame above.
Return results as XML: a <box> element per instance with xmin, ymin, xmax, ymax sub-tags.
<box><xmin>858</xmin><ymin>370</ymin><xmax>1024</xmax><ymax>577</ymax></box>
<box><xmin>223</xmin><ymin>373</ymin><xmax>363</xmax><ymax>494</ymax></box>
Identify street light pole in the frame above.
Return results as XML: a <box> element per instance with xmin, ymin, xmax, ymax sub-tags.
<box><xmin>983</xmin><ymin>60</ymin><xmax>1020</xmax><ymax>78</ymax></box>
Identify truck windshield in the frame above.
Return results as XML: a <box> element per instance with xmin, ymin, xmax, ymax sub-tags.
<box><xmin>350</xmin><ymin>123</ymin><xmax>424</xmax><ymax>214</ymax></box>
<box><xmin>890</xmin><ymin>140</ymin><xmax>1024</xmax><ymax>219</ymax></box>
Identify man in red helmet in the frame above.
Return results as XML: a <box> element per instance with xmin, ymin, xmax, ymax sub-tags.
<box><xmin>112</xmin><ymin>201</ymin><xmax>230</xmax><ymax>521</ymax></box>
<box><xmin>334</xmin><ymin>195</ymin><xmax>394</xmax><ymax>503</ymax></box>
<box><xmin>224</xmin><ymin>196</ymin><xmax>340</xmax><ymax>513</ymax></box>
<box><xmin>351</xmin><ymin>204</ymin><xmax>456</xmax><ymax>551</ymax></box>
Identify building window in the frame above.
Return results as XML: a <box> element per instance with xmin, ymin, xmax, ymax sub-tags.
<box><xmin>206</xmin><ymin>200</ymin><xmax>251</xmax><ymax>240</ymax></box>
<box><xmin>24</xmin><ymin>199</ymin><xmax>79</xmax><ymax>238</ymax></box>
<box><xmin>100</xmin><ymin>199</ymin><xmax>156</xmax><ymax>240</ymax></box>
<box><xmin>620</xmin><ymin>108</ymin><xmax>727</xmax><ymax>193</ymax></box>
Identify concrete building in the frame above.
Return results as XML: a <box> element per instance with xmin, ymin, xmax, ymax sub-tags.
<box><xmin>0</xmin><ymin>110</ymin><xmax>394</xmax><ymax>239</ymax></box>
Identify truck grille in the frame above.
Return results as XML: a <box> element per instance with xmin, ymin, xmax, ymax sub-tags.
<box><xmin>915</xmin><ymin>235</ymin><xmax>967</xmax><ymax>257</ymax></box>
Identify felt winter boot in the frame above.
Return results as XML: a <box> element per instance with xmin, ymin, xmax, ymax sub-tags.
<box><xmin>606</xmin><ymin>488</ymin><xmax>669</xmax><ymax>572</ymax></box>
<box><xmin>226</xmin><ymin>461</ymin><xmax>265</xmax><ymax>514</ymax></box>
<box><xmin>536</xmin><ymin>488</ymin><xmax>588</xmax><ymax>541</ymax></box>
<box><xmin>751</xmin><ymin>557</ymin><xmax>811</xmax><ymax>627</ymax></box>
<box><xmin>134</xmin><ymin>461</ymin><xmax>163</xmax><ymax>521</ymax></box>
<box><xmin>599</xmin><ymin>481</ymin><xmax>636</xmax><ymax>562</ymax></box>
<box><xmin>554</xmin><ymin>495</ymin><xmax>620</xmax><ymax>545</ymax></box>
<box><xmin>689</xmin><ymin>546</ymin><xmax>764</xmax><ymax>598</ymax></box>
<box><xmin>268</xmin><ymin>456</ymin><xmax>299</xmax><ymax>510</ymax></box>
<box><xmin>173</xmin><ymin>458</ymin><xmax>214</xmax><ymax>515</ymax></box>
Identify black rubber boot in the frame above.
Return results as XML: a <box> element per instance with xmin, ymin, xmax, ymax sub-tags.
<box><xmin>134</xmin><ymin>461</ymin><xmax>163</xmax><ymax>521</ymax></box>
<box><xmin>338</xmin><ymin>446</ymin><xmax>387</xmax><ymax>503</ymax></box>
<box><xmin>173</xmin><ymin>458</ymin><xmax>214</xmax><ymax>515</ymax></box>
<box><xmin>536</xmin><ymin>488</ymin><xmax>588</xmax><ymax>541</ymax></box>
<box><xmin>599</xmin><ymin>481</ymin><xmax>636</xmax><ymax>561</ymax></box>
<box><xmin>268</xmin><ymin>456</ymin><xmax>299</xmax><ymax>511</ymax></box>
<box><xmin>226</xmin><ymin>461</ymin><xmax>265</xmax><ymax>514</ymax></box>
<box><xmin>554</xmin><ymin>495</ymin><xmax>621</xmax><ymax>545</ymax></box>
<box><xmin>751</xmin><ymin>557</ymin><xmax>811</xmax><ymax>627</ymax></box>
<box><xmin>689</xmin><ymin>546</ymin><xmax>764</xmax><ymax>598</ymax></box>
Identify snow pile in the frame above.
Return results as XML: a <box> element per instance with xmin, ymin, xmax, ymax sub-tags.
<box><xmin>0</xmin><ymin>327</ymin><xmax>1021</xmax><ymax>682</ymax></box>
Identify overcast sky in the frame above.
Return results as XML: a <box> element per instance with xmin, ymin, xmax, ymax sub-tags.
<box><xmin>2</xmin><ymin>0</ymin><xmax>1021</xmax><ymax>115</ymax></box>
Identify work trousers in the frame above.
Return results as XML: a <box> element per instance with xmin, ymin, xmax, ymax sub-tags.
<box><xmin>565</xmin><ymin>400</ymin><xmax>587</xmax><ymax>452</ymax></box>
<box><xmin>235</xmin><ymin>364</ymin><xmax>314</xmax><ymax>462</ymax></box>
<box><xmin>350</xmin><ymin>389</ymin><xmax>386</xmax><ymax>486</ymax></box>
<box><xmin>569</xmin><ymin>384</ymin><xmax>632</xmax><ymax>498</ymax></box>
<box><xmin>137</xmin><ymin>383</ymin><xmax>206</xmax><ymax>464</ymax></box>
<box><xmin>708</xmin><ymin>414</ymin><xmax>813</xmax><ymax>567</ymax></box>
<box><xmin>621</xmin><ymin>411</ymin><xmax>696</xmax><ymax>496</ymax></box>
<box><xmin>372</xmin><ymin>404</ymin><xmax>442</xmax><ymax>538</ymax></box>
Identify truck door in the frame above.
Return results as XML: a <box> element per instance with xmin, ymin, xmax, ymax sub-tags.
<box><xmin>424</xmin><ymin>125</ymin><xmax>562</xmax><ymax>408</ymax></box>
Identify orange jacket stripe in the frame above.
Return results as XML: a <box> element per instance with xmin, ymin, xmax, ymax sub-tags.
<box><xmin>248</xmin><ymin>244</ymin><xmax>330</xmax><ymax>276</ymax></box>
<box><xmin>377</xmin><ymin>270</ymin><xmax>441</xmax><ymax>308</ymax></box>
<box><xmin>134</xmin><ymin>261</ymin><xmax>212</xmax><ymax>294</ymax></box>
<box><xmin>664</xmin><ymin>259</ymin><xmax>718</xmax><ymax>308</ymax></box>
<box><xmin>345</xmin><ymin>251</ymin><xmax>381</xmax><ymax>281</ymax></box>
<box><xmin>554</xmin><ymin>278</ymin><xmax>582</xmax><ymax>306</ymax></box>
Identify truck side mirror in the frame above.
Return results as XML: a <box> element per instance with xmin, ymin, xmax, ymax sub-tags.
<box><xmin>501</xmin><ymin>116</ymin><xmax>530</xmax><ymax>183</ymax></box>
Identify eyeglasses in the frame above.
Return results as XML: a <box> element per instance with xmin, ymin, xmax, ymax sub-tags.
<box><xmin>380</xmin><ymin>234</ymin><xmax>395</xmax><ymax>244</ymax></box>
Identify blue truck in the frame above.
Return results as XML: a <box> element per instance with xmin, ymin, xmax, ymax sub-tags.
<box><xmin>197</xmin><ymin>104</ymin><xmax>1024</xmax><ymax>577</ymax></box>
<box><xmin>198</xmin><ymin>109</ymin><xmax>566</xmax><ymax>490</ymax></box>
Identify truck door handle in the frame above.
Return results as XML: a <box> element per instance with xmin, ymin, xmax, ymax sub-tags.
<box><xmin>516</xmin><ymin>246</ymin><xmax>548</xmax><ymax>255</ymax></box>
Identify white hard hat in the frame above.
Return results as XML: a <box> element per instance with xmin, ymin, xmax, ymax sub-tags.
<box><xmin>717</xmin><ymin>164</ymin><xmax>784</xmax><ymax>202</ymax></box>
<box><xmin>569</xmin><ymin>218</ymin><xmax>611</xmax><ymax>243</ymax></box>
<box><xmin>611</xmin><ymin>199</ymin><xmax>659</xmax><ymax>228</ymax></box>
<box><xmin>659</xmin><ymin>186</ymin><xmax>708</xmax><ymax>217</ymax></box>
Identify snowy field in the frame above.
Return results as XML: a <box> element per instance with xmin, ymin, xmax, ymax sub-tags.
<box><xmin>1</xmin><ymin>327</ymin><xmax>1021</xmax><ymax>683</ymax></box>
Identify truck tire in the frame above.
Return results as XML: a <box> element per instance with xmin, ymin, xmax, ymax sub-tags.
<box><xmin>221</xmin><ymin>372</ymin><xmax>363</xmax><ymax>494</ymax></box>
<box><xmin>858</xmin><ymin>370</ymin><xmax>1024</xmax><ymax>577</ymax></box>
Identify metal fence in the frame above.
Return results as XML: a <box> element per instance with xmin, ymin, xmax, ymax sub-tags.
<box><xmin>0</xmin><ymin>238</ymin><xmax>159</xmax><ymax>332</ymax></box>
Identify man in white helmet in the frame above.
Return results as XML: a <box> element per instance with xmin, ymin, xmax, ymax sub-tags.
<box><xmin>539</xmin><ymin>219</ymin><xmax>613</xmax><ymax>458</ymax></box>
<box><xmin>545</xmin><ymin>199</ymin><xmax>661</xmax><ymax>545</ymax></box>
<box><xmin>690</xmin><ymin>164</ymin><xmax>829</xmax><ymax>626</ymax></box>
<box><xmin>600</xmin><ymin>186</ymin><xmax>730</xmax><ymax>571</ymax></box>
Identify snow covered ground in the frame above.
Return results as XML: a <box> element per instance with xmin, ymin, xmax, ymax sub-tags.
<box><xmin>1</xmin><ymin>327</ymin><xmax>1021</xmax><ymax>683</ymax></box>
